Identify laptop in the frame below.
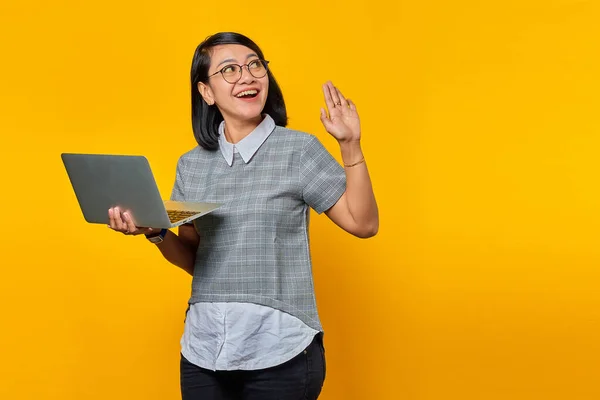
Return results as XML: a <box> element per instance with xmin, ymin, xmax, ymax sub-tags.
<box><xmin>61</xmin><ymin>153</ymin><xmax>222</xmax><ymax>229</ymax></box>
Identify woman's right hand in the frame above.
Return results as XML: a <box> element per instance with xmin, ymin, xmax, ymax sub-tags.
<box><xmin>108</xmin><ymin>207</ymin><xmax>157</xmax><ymax>236</ymax></box>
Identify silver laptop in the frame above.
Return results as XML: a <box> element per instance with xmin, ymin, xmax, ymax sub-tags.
<box><xmin>61</xmin><ymin>153</ymin><xmax>222</xmax><ymax>229</ymax></box>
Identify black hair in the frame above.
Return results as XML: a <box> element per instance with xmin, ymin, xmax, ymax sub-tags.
<box><xmin>190</xmin><ymin>32</ymin><xmax>288</xmax><ymax>150</ymax></box>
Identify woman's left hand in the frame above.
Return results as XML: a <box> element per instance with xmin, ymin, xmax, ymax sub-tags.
<box><xmin>320</xmin><ymin>81</ymin><xmax>361</xmax><ymax>143</ymax></box>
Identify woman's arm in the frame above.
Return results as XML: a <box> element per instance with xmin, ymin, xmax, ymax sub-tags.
<box><xmin>319</xmin><ymin>81</ymin><xmax>379</xmax><ymax>239</ymax></box>
<box><xmin>325</xmin><ymin>140</ymin><xmax>378</xmax><ymax>238</ymax></box>
<box><xmin>154</xmin><ymin>224</ymin><xmax>199</xmax><ymax>275</ymax></box>
<box><xmin>109</xmin><ymin>207</ymin><xmax>199</xmax><ymax>275</ymax></box>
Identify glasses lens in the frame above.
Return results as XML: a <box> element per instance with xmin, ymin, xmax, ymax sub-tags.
<box><xmin>221</xmin><ymin>64</ymin><xmax>241</xmax><ymax>83</ymax></box>
<box><xmin>248</xmin><ymin>60</ymin><xmax>267</xmax><ymax>78</ymax></box>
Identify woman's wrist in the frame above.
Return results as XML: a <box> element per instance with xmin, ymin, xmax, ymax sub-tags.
<box><xmin>339</xmin><ymin>140</ymin><xmax>364</xmax><ymax>167</ymax></box>
<box><xmin>145</xmin><ymin>228</ymin><xmax>168</xmax><ymax>244</ymax></box>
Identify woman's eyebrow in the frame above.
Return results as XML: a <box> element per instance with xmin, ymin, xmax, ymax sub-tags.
<box><xmin>216</xmin><ymin>53</ymin><xmax>259</xmax><ymax>68</ymax></box>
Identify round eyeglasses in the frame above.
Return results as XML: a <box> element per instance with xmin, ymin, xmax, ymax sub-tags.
<box><xmin>208</xmin><ymin>59</ymin><xmax>270</xmax><ymax>84</ymax></box>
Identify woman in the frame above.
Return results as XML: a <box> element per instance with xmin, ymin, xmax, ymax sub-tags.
<box><xmin>108</xmin><ymin>32</ymin><xmax>378</xmax><ymax>400</ymax></box>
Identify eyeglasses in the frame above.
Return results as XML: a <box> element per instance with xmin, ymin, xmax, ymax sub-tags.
<box><xmin>208</xmin><ymin>59</ymin><xmax>270</xmax><ymax>84</ymax></box>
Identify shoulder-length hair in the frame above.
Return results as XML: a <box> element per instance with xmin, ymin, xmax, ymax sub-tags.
<box><xmin>190</xmin><ymin>32</ymin><xmax>288</xmax><ymax>150</ymax></box>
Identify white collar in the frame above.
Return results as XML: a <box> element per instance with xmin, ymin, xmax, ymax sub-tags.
<box><xmin>218</xmin><ymin>114</ymin><xmax>276</xmax><ymax>166</ymax></box>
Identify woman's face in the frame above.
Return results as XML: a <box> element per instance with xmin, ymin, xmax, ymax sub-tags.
<box><xmin>199</xmin><ymin>44</ymin><xmax>269</xmax><ymax>123</ymax></box>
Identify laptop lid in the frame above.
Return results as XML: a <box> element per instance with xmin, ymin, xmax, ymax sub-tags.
<box><xmin>61</xmin><ymin>153</ymin><xmax>173</xmax><ymax>228</ymax></box>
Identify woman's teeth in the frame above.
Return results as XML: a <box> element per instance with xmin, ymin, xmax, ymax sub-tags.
<box><xmin>236</xmin><ymin>90</ymin><xmax>258</xmax><ymax>98</ymax></box>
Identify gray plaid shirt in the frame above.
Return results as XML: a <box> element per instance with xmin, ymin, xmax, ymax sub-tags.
<box><xmin>171</xmin><ymin>115</ymin><xmax>346</xmax><ymax>332</ymax></box>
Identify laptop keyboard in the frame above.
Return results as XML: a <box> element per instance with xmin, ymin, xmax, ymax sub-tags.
<box><xmin>167</xmin><ymin>210</ymin><xmax>199</xmax><ymax>223</ymax></box>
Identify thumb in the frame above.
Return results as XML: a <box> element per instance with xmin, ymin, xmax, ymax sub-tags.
<box><xmin>320</xmin><ymin>108</ymin><xmax>333</xmax><ymax>131</ymax></box>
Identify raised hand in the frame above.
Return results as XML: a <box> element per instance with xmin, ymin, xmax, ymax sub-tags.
<box><xmin>319</xmin><ymin>81</ymin><xmax>361</xmax><ymax>143</ymax></box>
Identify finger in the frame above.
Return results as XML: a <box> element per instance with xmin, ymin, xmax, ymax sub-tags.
<box><xmin>327</xmin><ymin>82</ymin><xmax>342</xmax><ymax>107</ymax></box>
<box><xmin>320</xmin><ymin>107</ymin><xmax>326</xmax><ymax>120</ymax></box>
<box><xmin>347</xmin><ymin>98</ymin><xmax>357</xmax><ymax>111</ymax></box>
<box><xmin>320</xmin><ymin>108</ymin><xmax>333</xmax><ymax>130</ymax></box>
<box><xmin>114</xmin><ymin>207</ymin><xmax>126</xmax><ymax>231</ymax></box>
<box><xmin>123</xmin><ymin>212</ymin><xmax>137</xmax><ymax>233</ymax></box>
<box><xmin>108</xmin><ymin>208</ymin><xmax>117</xmax><ymax>230</ymax></box>
<box><xmin>322</xmin><ymin>82</ymin><xmax>336</xmax><ymax>112</ymax></box>
<box><xmin>335</xmin><ymin>86</ymin><xmax>347</xmax><ymax>105</ymax></box>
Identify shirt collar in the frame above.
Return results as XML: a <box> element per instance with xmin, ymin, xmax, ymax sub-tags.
<box><xmin>218</xmin><ymin>114</ymin><xmax>276</xmax><ymax>166</ymax></box>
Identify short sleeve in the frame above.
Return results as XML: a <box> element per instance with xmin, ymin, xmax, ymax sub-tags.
<box><xmin>170</xmin><ymin>156</ymin><xmax>186</xmax><ymax>202</ymax></box>
<box><xmin>300</xmin><ymin>135</ymin><xmax>346</xmax><ymax>214</ymax></box>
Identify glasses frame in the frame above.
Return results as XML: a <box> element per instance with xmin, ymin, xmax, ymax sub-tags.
<box><xmin>208</xmin><ymin>59</ymin><xmax>270</xmax><ymax>84</ymax></box>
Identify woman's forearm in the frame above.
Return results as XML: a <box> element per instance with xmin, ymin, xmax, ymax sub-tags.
<box><xmin>154</xmin><ymin>230</ymin><xmax>196</xmax><ymax>275</ymax></box>
<box><xmin>339</xmin><ymin>140</ymin><xmax>379</xmax><ymax>235</ymax></box>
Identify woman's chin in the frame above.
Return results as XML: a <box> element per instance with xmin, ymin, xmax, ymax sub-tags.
<box><xmin>236</xmin><ymin>104</ymin><xmax>265</xmax><ymax>120</ymax></box>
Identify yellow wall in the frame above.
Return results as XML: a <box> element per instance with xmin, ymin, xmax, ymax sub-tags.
<box><xmin>1</xmin><ymin>0</ymin><xmax>599</xmax><ymax>399</ymax></box>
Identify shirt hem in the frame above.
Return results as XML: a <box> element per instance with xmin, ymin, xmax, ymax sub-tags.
<box><xmin>188</xmin><ymin>294</ymin><xmax>323</xmax><ymax>332</ymax></box>
<box><xmin>180</xmin><ymin>331</ymin><xmax>319</xmax><ymax>371</ymax></box>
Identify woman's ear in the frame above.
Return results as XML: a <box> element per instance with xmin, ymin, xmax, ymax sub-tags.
<box><xmin>198</xmin><ymin>82</ymin><xmax>215</xmax><ymax>105</ymax></box>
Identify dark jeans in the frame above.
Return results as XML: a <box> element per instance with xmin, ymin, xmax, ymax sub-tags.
<box><xmin>180</xmin><ymin>333</ymin><xmax>326</xmax><ymax>400</ymax></box>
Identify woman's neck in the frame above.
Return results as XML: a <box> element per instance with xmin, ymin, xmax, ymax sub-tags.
<box><xmin>223</xmin><ymin>115</ymin><xmax>263</xmax><ymax>144</ymax></box>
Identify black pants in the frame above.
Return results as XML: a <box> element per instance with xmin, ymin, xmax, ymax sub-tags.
<box><xmin>180</xmin><ymin>334</ymin><xmax>326</xmax><ymax>400</ymax></box>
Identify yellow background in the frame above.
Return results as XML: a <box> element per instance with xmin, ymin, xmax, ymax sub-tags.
<box><xmin>1</xmin><ymin>0</ymin><xmax>599</xmax><ymax>399</ymax></box>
